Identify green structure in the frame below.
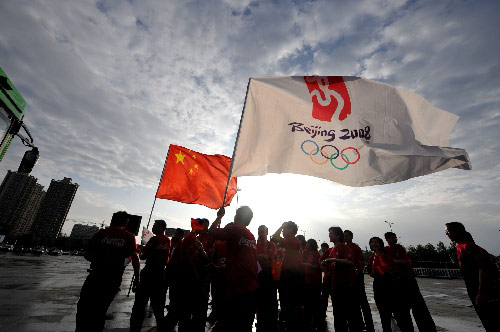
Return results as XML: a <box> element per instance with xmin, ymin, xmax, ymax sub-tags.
<box><xmin>0</xmin><ymin>67</ymin><xmax>37</xmax><ymax>169</ymax></box>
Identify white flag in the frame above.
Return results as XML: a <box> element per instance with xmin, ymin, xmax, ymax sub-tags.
<box><xmin>141</xmin><ymin>227</ymin><xmax>153</xmax><ymax>246</ymax></box>
<box><xmin>231</xmin><ymin>76</ymin><xmax>471</xmax><ymax>187</ymax></box>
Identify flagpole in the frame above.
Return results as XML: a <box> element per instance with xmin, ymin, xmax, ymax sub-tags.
<box><xmin>147</xmin><ymin>146</ymin><xmax>171</xmax><ymax>229</ymax></box>
<box><xmin>222</xmin><ymin>78</ymin><xmax>251</xmax><ymax>208</ymax></box>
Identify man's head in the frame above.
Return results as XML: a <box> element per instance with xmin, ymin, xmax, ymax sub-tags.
<box><xmin>328</xmin><ymin>226</ymin><xmax>344</xmax><ymax>243</ymax></box>
<box><xmin>296</xmin><ymin>234</ymin><xmax>306</xmax><ymax>248</ymax></box>
<box><xmin>110</xmin><ymin>211</ymin><xmax>129</xmax><ymax>227</ymax></box>
<box><xmin>307</xmin><ymin>239</ymin><xmax>318</xmax><ymax>251</ymax></box>
<box><xmin>344</xmin><ymin>230</ymin><xmax>353</xmax><ymax>244</ymax></box>
<box><xmin>445</xmin><ymin>222</ymin><xmax>467</xmax><ymax>242</ymax></box>
<box><xmin>172</xmin><ymin>228</ymin><xmax>185</xmax><ymax>243</ymax></box>
<box><xmin>384</xmin><ymin>231</ymin><xmax>397</xmax><ymax>245</ymax></box>
<box><xmin>258</xmin><ymin>225</ymin><xmax>268</xmax><ymax>240</ymax></box>
<box><xmin>282</xmin><ymin>221</ymin><xmax>298</xmax><ymax>238</ymax></box>
<box><xmin>152</xmin><ymin>219</ymin><xmax>167</xmax><ymax>235</ymax></box>
<box><xmin>320</xmin><ymin>242</ymin><xmax>330</xmax><ymax>252</ymax></box>
<box><xmin>234</xmin><ymin>206</ymin><xmax>253</xmax><ymax>226</ymax></box>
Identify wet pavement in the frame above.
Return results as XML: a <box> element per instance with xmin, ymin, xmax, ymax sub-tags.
<box><xmin>0</xmin><ymin>253</ymin><xmax>485</xmax><ymax>332</ymax></box>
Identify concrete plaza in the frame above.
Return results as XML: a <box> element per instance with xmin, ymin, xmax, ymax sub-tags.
<box><xmin>0</xmin><ymin>253</ymin><xmax>485</xmax><ymax>331</ymax></box>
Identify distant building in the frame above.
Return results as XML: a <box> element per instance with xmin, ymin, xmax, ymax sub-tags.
<box><xmin>0</xmin><ymin>171</ymin><xmax>45</xmax><ymax>236</ymax></box>
<box><xmin>31</xmin><ymin>177</ymin><xmax>79</xmax><ymax>241</ymax></box>
<box><xmin>70</xmin><ymin>224</ymin><xmax>99</xmax><ymax>239</ymax></box>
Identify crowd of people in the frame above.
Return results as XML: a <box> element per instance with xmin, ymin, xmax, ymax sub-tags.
<box><xmin>75</xmin><ymin>208</ymin><xmax>500</xmax><ymax>332</ymax></box>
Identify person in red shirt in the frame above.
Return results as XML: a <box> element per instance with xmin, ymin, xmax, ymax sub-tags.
<box><xmin>303</xmin><ymin>239</ymin><xmax>322</xmax><ymax>330</ymax></box>
<box><xmin>208</xmin><ymin>239</ymin><xmax>228</xmax><ymax>326</ymax></box>
<box><xmin>445</xmin><ymin>222</ymin><xmax>500</xmax><ymax>332</ymax></box>
<box><xmin>130</xmin><ymin>219</ymin><xmax>170</xmax><ymax>332</ymax></box>
<box><xmin>344</xmin><ymin>230</ymin><xmax>374</xmax><ymax>332</ymax></box>
<box><xmin>256</xmin><ymin>225</ymin><xmax>278</xmax><ymax>332</ymax></box>
<box><xmin>271</xmin><ymin>221</ymin><xmax>303</xmax><ymax>332</ymax></box>
<box><xmin>76</xmin><ymin>211</ymin><xmax>139</xmax><ymax>332</ymax></box>
<box><xmin>198</xmin><ymin>219</ymin><xmax>216</xmax><ymax>258</ymax></box>
<box><xmin>164</xmin><ymin>218</ymin><xmax>210</xmax><ymax>332</ymax></box>
<box><xmin>367</xmin><ymin>237</ymin><xmax>413</xmax><ymax>332</ymax></box>
<box><xmin>319</xmin><ymin>242</ymin><xmax>330</xmax><ymax>322</ymax></box>
<box><xmin>384</xmin><ymin>231</ymin><xmax>436</xmax><ymax>332</ymax></box>
<box><xmin>209</xmin><ymin>206</ymin><xmax>258</xmax><ymax>332</ymax></box>
<box><xmin>321</xmin><ymin>226</ymin><xmax>362</xmax><ymax>332</ymax></box>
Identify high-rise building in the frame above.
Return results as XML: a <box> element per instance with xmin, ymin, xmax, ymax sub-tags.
<box><xmin>70</xmin><ymin>224</ymin><xmax>99</xmax><ymax>239</ymax></box>
<box><xmin>31</xmin><ymin>177</ymin><xmax>78</xmax><ymax>241</ymax></box>
<box><xmin>0</xmin><ymin>170</ymin><xmax>45</xmax><ymax>236</ymax></box>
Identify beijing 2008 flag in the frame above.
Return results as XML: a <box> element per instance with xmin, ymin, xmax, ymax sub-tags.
<box><xmin>231</xmin><ymin>76</ymin><xmax>471</xmax><ymax>187</ymax></box>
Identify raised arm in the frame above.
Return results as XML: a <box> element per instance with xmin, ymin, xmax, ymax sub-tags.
<box><xmin>208</xmin><ymin>207</ymin><xmax>225</xmax><ymax>236</ymax></box>
<box><xmin>271</xmin><ymin>223</ymin><xmax>285</xmax><ymax>243</ymax></box>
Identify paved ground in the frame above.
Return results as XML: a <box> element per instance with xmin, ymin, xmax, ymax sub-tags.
<box><xmin>0</xmin><ymin>253</ymin><xmax>485</xmax><ymax>332</ymax></box>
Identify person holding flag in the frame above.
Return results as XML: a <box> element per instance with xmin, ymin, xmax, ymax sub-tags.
<box><xmin>130</xmin><ymin>219</ymin><xmax>170</xmax><ymax>332</ymax></box>
<box><xmin>208</xmin><ymin>206</ymin><xmax>259</xmax><ymax>332</ymax></box>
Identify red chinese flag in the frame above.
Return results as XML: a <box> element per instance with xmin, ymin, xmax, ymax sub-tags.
<box><xmin>155</xmin><ymin>145</ymin><xmax>237</xmax><ymax>209</ymax></box>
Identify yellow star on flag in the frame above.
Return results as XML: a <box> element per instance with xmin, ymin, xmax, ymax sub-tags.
<box><xmin>192</xmin><ymin>154</ymin><xmax>196</xmax><ymax>159</ymax></box>
<box><xmin>175</xmin><ymin>151</ymin><xmax>186</xmax><ymax>164</ymax></box>
<box><xmin>194</xmin><ymin>164</ymin><xmax>198</xmax><ymax>169</ymax></box>
<box><xmin>189</xmin><ymin>168</ymin><xmax>193</xmax><ymax>175</ymax></box>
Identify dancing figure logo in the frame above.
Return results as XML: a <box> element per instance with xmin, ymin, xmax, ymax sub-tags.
<box><xmin>304</xmin><ymin>76</ymin><xmax>351</xmax><ymax>122</ymax></box>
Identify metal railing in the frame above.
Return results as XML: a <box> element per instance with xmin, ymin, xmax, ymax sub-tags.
<box><xmin>413</xmin><ymin>267</ymin><xmax>463</xmax><ymax>279</ymax></box>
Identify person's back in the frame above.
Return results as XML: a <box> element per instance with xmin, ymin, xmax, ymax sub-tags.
<box><xmin>86</xmin><ymin>226</ymin><xmax>136</xmax><ymax>279</ymax></box>
<box><xmin>76</xmin><ymin>211</ymin><xmax>139</xmax><ymax>332</ymax></box>
<box><xmin>130</xmin><ymin>220</ymin><xmax>170</xmax><ymax>332</ymax></box>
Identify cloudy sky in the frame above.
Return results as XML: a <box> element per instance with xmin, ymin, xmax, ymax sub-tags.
<box><xmin>1</xmin><ymin>0</ymin><xmax>499</xmax><ymax>254</ymax></box>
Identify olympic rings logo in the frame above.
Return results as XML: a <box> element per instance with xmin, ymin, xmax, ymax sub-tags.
<box><xmin>300</xmin><ymin>140</ymin><xmax>360</xmax><ymax>170</ymax></box>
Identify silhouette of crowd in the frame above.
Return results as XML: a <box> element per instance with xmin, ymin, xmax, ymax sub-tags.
<box><xmin>75</xmin><ymin>208</ymin><xmax>500</xmax><ymax>332</ymax></box>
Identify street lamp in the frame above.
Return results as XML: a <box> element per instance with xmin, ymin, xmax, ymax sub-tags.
<box><xmin>384</xmin><ymin>220</ymin><xmax>394</xmax><ymax>232</ymax></box>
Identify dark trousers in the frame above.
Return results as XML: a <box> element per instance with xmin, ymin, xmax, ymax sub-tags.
<box><xmin>224</xmin><ymin>290</ymin><xmax>257</xmax><ymax>332</ymax></box>
<box><xmin>407</xmin><ymin>278</ymin><xmax>436</xmax><ymax>332</ymax></box>
<box><xmin>130</xmin><ymin>269</ymin><xmax>166</xmax><ymax>332</ymax></box>
<box><xmin>320</xmin><ymin>278</ymin><xmax>330</xmax><ymax>319</ymax></box>
<box><xmin>177</xmin><ymin>283</ymin><xmax>208</xmax><ymax>332</ymax></box>
<box><xmin>474</xmin><ymin>297</ymin><xmax>500</xmax><ymax>331</ymax></box>
<box><xmin>163</xmin><ymin>279</ymin><xmax>180</xmax><ymax>331</ymax></box>
<box><xmin>303</xmin><ymin>284</ymin><xmax>321</xmax><ymax>328</ymax></box>
<box><xmin>256</xmin><ymin>274</ymin><xmax>279</xmax><ymax>332</ymax></box>
<box><xmin>75</xmin><ymin>273</ymin><xmax>121</xmax><ymax>332</ymax></box>
<box><xmin>357</xmin><ymin>274</ymin><xmax>375</xmax><ymax>332</ymax></box>
<box><xmin>331</xmin><ymin>285</ymin><xmax>363</xmax><ymax>332</ymax></box>
<box><xmin>373</xmin><ymin>276</ymin><xmax>414</xmax><ymax>332</ymax></box>
<box><xmin>210</xmin><ymin>276</ymin><xmax>227</xmax><ymax>324</ymax></box>
<box><xmin>279</xmin><ymin>270</ymin><xmax>304</xmax><ymax>331</ymax></box>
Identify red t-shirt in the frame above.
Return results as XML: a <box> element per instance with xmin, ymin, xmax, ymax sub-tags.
<box><xmin>279</xmin><ymin>237</ymin><xmax>303</xmax><ymax>272</ymax></box>
<box><xmin>210</xmin><ymin>224</ymin><xmax>259</xmax><ymax>296</ymax></box>
<box><xmin>369</xmin><ymin>252</ymin><xmax>396</xmax><ymax>276</ymax></box>
<box><xmin>346</xmin><ymin>242</ymin><xmax>364</xmax><ymax>273</ymax></box>
<box><xmin>198</xmin><ymin>232</ymin><xmax>215</xmax><ymax>258</ymax></box>
<box><xmin>456</xmin><ymin>242</ymin><xmax>500</xmax><ymax>300</ymax></box>
<box><xmin>304</xmin><ymin>249</ymin><xmax>321</xmax><ymax>286</ymax></box>
<box><xmin>385</xmin><ymin>244</ymin><xmax>414</xmax><ymax>278</ymax></box>
<box><xmin>257</xmin><ymin>239</ymin><xmax>276</xmax><ymax>269</ymax></box>
<box><xmin>143</xmin><ymin>234</ymin><xmax>171</xmax><ymax>271</ymax></box>
<box><xmin>213</xmin><ymin>240</ymin><xmax>228</xmax><ymax>268</ymax></box>
<box><xmin>86</xmin><ymin>226</ymin><xmax>136</xmax><ymax>278</ymax></box>
<box><xmin>328</xmin><ymin>243</ymin><xmax>356</xmax><ymax>288</ymax></box>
